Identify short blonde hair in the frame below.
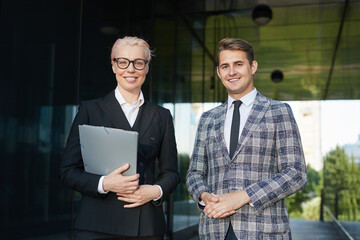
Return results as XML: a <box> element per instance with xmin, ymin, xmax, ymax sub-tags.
<box><xmin>110</xmin><ymin>36</ymin><xmax>153</xmax><ymax>62</ymax></box>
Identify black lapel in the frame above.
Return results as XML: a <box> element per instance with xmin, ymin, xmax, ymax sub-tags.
<box><xmin>99</xmin><ymin>91</ymin><xmax>132</xmax><ymax>131</ymax></box>
<box><xmin>132</xmin><ymin>101</ymin><xmax>157</xmax><ymax>142</ymax></box>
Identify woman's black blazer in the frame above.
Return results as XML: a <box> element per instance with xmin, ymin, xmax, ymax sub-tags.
<box><xmin>60</xmin><ymin>91</ymin><xmax>179</xmax><ymax>236</ymax></box>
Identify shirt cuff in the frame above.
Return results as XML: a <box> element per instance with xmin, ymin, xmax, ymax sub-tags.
<box><xmin>153</xmin><ymin>185</ymin><xmax>163</xmax><ymax>201</ymax></box>
<box><xmin>198</xmin><ymin>200</ymin><xmax>206</xmax><ymax>210</ymax></box>
<box><xmin>97</xmin><ymin>176</ymin><xmax>109</xmax><ymax>194</ymax></box>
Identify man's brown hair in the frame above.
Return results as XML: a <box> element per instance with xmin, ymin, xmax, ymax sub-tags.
<box><xmin>217</xmin><ymin>38</ymin><xmax>254</xmax><ymax>66</ymax></box>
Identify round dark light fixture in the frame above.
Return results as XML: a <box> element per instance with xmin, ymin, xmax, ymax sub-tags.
<box><xmin>271</xmin><ymin>70</ymin><xmax>284</xmax><ymax>83</ymax></box>
<box><xmin>252</xmin><ymin>4</ymin><xmax>272</xmax><ymax>26</ymax></box>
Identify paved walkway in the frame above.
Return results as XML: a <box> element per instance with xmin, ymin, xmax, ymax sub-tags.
<box><xmin>291</xmin><ymin>220</ymin><xmax>345</xmax><ymax>240</ymax></box>
<box><xmin>340</xmin><ymin>221</ymin><xmax>360</xmax><ymax>240</ymax></box>
<box><xmin>22</xmin><ymin>219</ymin><xmax>360</xmax><ymax>240</ymax></box>
<box><xmin>188</xmin><ymin>219</ymin><xmax>360</xmax><ymax>240</ymax></box>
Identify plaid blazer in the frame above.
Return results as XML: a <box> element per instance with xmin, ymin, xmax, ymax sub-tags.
<box><xmin>186</xmin><ymin>92</ymin><xmax>307</xmax><ymax>240</ymax></box>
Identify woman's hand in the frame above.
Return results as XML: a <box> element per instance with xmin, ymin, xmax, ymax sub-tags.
<box><xmin>117</xmin><ymin>185</ymin><xmax>161</xmax><ymax>208</ymax></box>
<box><xmin>102</xmin><ymin>163</ymin><xmax>139</xmax><ymax>194</ymax></box>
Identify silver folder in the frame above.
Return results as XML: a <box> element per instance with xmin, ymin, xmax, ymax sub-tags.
<box><xmin>79</xmin><ymin>124</ymin><xmax>138</xmax><ymax>176</ymax></box>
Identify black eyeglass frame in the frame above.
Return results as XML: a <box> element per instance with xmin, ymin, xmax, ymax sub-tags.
<box><xmin>113</xmin><ymin>57</ymin><xmax>149</xmax><ymax>70</ymax></box>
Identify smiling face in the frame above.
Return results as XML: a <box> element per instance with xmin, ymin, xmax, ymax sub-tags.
<box><xmin>112</xmin><ymin>45</ymin><xmax>149</xmax><ymax>97</ymax></box>
<box><xmin>217</xmin><ymin>49</ymin><xmax>258</xmax><ymax>100</ymax></box>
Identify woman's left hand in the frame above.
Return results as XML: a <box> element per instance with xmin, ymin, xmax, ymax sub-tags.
<box><xmin>117</xmin><ymin>184</ymin><xmax>161</xmax><ymax>208</ymax></box>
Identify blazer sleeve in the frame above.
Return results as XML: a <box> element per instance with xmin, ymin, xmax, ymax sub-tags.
<box><xmin>59</xmin><ymin>101</ymin><xmax>103</xmax><ymax>198</ymax></box>
<box><xmin>153</xmin><ymin>109</ymin><xmax>180</xmax><ymax>205</ymax></box>
<box><xmin>186</xmin><ymin>112</ymin><xmax>210</xmax><ymax>207</ymax></box>
<box><xmin>245</xmin><ymin>103</ymin><xmax>307</xmax><ymax>213</ymax></box>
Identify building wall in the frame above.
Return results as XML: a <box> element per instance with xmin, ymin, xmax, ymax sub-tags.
<box><xmin>287</xmin><ymin>101</ymin><xmax>322</xmax><ymax>171</ymax></box>
<box><xmin>0</xmin><ymin>0</ymin><xmax>203</xmax><ymax>238</ymax></box>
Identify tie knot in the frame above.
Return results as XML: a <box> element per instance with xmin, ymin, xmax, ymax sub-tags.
<box><xmin>233</xmin><ymin>100</ymin><xmax>242</xmax><ymax>109</ymax></box>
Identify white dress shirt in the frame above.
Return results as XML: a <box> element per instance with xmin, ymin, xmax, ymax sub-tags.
<box><xmin>115</xmin><ymin>87</ymin><xmax>144</xmax><ymax>127</ymax></box>
<box><xmin>97</xmin><ymin>88</ymin><xmax>162</xmax><ymax>200</ymax></box>
<box><xmin>224</xmin><ymin>88</ymin><xmax>257</xmax><ymax>152</ymax></box>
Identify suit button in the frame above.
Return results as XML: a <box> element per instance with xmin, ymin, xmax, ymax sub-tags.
<box><xmin>150</xmin><ymin>137</ymin><xmax>156</xmax><ymax>141</ymax></box>
<box><xmin>139</xmin><ymin>162</ymin><xmax>144</xmax><ymax>167</ymax></box>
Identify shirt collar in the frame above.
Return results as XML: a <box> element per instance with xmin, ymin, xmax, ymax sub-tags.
<box><xmin>115</xmin><ymin>87</ymin><xmax>144</xmax><ymax>107</ymax></box>
<box><xmin>227</xmin><ymin>88</ymin><xmax>257</xmax><ymax>110</ymax></box>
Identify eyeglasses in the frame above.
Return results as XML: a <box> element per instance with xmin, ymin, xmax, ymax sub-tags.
<box><xmin>113</xmin><ymin>57</ymin><xmax>148</xmax><ymax>70</ymax></box>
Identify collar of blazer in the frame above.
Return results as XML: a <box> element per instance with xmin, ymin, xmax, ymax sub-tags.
<box><xmin>99</xmin><ymin>90</ymin><xmax>157</xmax><ymax>143</ymax></box>
<box><xmin>213</xmin><ymin>92</ymin><xmax>271</xmax><ymax>161</ymax></box>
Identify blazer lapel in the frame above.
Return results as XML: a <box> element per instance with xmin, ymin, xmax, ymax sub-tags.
<box><xmin>100</xmin><ymin>91</ymin><xmax>156</xmax><ymax>142</ymax></box>
<box><xmin>132</xmin><ymin>101</ymin><xmax>156</xmax><ymax>142</ymax></box>
<box><xmin>99</xmin><ymin>91</ymin><xmax>132</xmax><ymax>131</ymax></box>
<box><xmin>233</xmin><ymin>92</ymin><xmax>270</xmax><ymax>159</ymax></box>
<box><xmin>214</xmin><ymin>102</ymin><xmax>231</xmax><ymax>161</ymax></box>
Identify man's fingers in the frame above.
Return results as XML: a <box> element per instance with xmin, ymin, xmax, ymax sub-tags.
<box><xmin>210</xmin><ymin>194</ymin><xmax>219</xmax><ymax>202</ymax></box>
<box><xmin>204</xmin><ymin>202</ymin><xmax>216</xmax><ymax>213</ymax></box>
<box><xmin>217</xmin><ymin>211</ymin><xmax>236</xmax><ymax>218</ymax></box>
<box><xmin>204</xmin><ymin>202</ymin><xmax>236</xmax><ymax>218</ymax></box>
<box><xmin>204</xmin><ymin>205</ymin><xmax>218</xmax><ymax>217</ymax></box>
<box><xmin>207</xmin><ymin>206</ymin><xmax>223</xmax><ymax>218</ymax></box>
<box><xmin>213</xmin><ymin>209</ymin><xmax>231</xmax><ymax>218</ymax></box>
<box><xmin>206</xmin><ymin>206</ymin><xmax>236</xmax><ymax>218</ymax></box>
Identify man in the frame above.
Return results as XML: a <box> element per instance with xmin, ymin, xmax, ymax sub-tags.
<box><xmin>186</xmin><ymin>38</ymin><xmax>307</xmax><ymax>240</ymax></box>
<box><xmin>60</xmin><ymin>36</ymin><xmax>179</xmax><ymax>239</ymax></box>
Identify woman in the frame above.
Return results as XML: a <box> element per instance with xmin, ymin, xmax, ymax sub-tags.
<box><xmin>60</xmin><ymin>36</ymin><xmax>179</xmax><ymax>240</ymax></box>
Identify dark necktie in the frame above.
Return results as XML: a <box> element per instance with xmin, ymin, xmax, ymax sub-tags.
<box><xmin>229</xmin><ymin>100</ymin><xmax>242</xmax><ymax>159</ymax></box>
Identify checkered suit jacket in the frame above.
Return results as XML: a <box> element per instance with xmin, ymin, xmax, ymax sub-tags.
<box><xmin>186</xmin><ymin>92</ymin><xmax>307</xmax><ymax>240</ymax></box>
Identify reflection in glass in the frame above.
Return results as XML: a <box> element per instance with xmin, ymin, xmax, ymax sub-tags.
<box><xmin>163</xmin><ymin>102</ymin><xmax>221</xmax><ymax>231</ymax></box>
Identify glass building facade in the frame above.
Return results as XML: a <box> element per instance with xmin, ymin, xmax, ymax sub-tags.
<box><xmin>0</xmin><ymin>0</ymin><xmax>208</xmax><ymax>238</ymax></box>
